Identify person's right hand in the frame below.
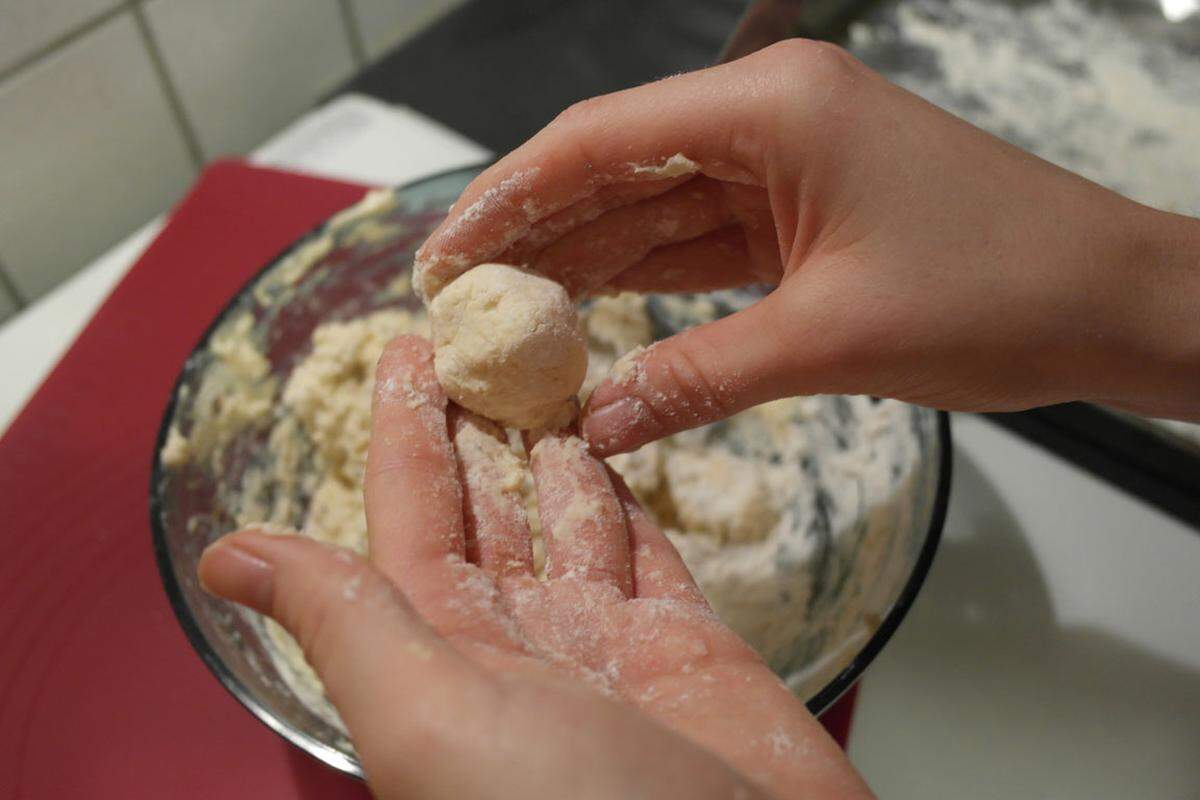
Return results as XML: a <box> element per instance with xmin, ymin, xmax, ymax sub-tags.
<box><xmin>414</xmin><ymin>40</ymin><xmax>1200</xmax><ymax>456</ymax></box>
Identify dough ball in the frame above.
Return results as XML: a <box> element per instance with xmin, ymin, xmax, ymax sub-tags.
<box><xmin>430</xmin><ymin>263</ymin><xmax>587</xmax><ymax>429</ymax></box>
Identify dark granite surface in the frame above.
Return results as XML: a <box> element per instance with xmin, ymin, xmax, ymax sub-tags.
<box><xmin>341</xmin><ymin>0</ymin><xmax>748</xmax><ymax>153</ymax></box>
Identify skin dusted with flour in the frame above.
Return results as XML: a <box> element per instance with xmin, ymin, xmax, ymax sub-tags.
<box><xmin>164</xmin><ymin>287</ymin><xmax>925</xmax><ymax>720</ymax></box>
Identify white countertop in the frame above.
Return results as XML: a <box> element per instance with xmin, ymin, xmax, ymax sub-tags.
<box><xmin>848</xmin><ymin>415</ymin><xmax>1200</xmax><ymax>798</ymax></box>
<box><xmin>3</xmin><ymin>95</ymin><xmax>1196</xmax><ymax>799</ymax></box>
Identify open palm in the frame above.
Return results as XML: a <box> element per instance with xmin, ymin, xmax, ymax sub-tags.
<box><xmin>199</xmin><ymin>335</ymin><xmax>871</xmax><ymax>799</ymax></box>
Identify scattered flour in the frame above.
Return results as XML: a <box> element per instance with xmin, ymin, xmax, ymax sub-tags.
<box><xmin>628</xmin><ymin>153</ymin><xmax>701</xmax><ymax>179</ymax></box>
<box><xmin>608</xmin><ymin>345</ymin><xmax>647</xmax><ymax>387</ymax></box>
<box><xmin>166</xmin><ymin>290</ymin><xmax>925</xmax><ymax>707</ymax></box>
<box><xmin>162</xmin><ymin>183</ymin><xmax>933</xmax><ymax>732</ymax></box>
<box><xmin>414</xmin><ymin>167</ymin><xmax>542</xmax><ymax>299</ymax></box>
<box><xmin>848</xmin><ymin>0</ymin><xmax>1200</xmax><ymax>457</ymax></box>
<box><xmin>160</xmin><ymin>424</ymin><xmax>190</xmax><ymax>468</ymax></box>
<box><xmin>849</xmin><ymin>0</ymin><xmax>1200</xmax><ymax>217</ymax></box>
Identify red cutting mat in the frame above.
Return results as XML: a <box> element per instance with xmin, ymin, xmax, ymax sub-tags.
<box><xmin>0</xmin><ymin>160</ymin><xmax>854</xmax><ymax>799</ymax></box>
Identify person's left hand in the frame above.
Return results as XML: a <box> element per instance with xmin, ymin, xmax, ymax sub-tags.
<box><xmin>199</xmin><ymin>335</ymin><xmax>872</xmax><ymax>800</ymax></box>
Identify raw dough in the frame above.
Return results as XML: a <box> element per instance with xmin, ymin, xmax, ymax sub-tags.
<box><xmin>430</xmin><ymin>263</ymin><xmax>587</xmax><ymax>430</ymax></box>
<box><xmin>164</xmin><ymin>285</ymin><xmax>926</xmax><ymax>713</ymax></box>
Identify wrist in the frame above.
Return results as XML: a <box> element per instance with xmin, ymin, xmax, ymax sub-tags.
<box><xmin>1085</xmin><ymin>201</ymin><xmax>1200</xmax><ymax>419</ymax></box>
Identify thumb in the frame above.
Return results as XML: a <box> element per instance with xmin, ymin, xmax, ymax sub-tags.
<box><xmin>197</xmin><ymin>530</ymin><xmax>488</xmax><ymax>760</ymax></box>
<box><xmin>582</xmin><ymin>291</ymin><xmax>812</xmax><ymax>457</ymax></box>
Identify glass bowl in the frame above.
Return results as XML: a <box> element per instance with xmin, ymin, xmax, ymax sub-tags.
<box><xmin>150</xmin><ymin>165</ymin><xmax>951</xmax><ymax>777</ymax></box>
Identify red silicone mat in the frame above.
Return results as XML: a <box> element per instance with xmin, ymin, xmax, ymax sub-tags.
<box><xmin>0</xmin><ymin>160</ymin><xmax>854</xmax><ymax>798</ymax></box>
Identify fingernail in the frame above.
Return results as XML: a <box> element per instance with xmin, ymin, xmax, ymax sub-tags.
<box><xmin>581</xmin><ymin>396</ymin><xmax>657</xmax><ymax>456</ymax></box>
<box><xmin>198</xmin><ymin>536</ymin><xmax>276</xmax><ymax>613</ymax></box>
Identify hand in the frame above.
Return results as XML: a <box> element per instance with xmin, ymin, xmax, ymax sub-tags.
<box><xmin>414</xmin><ymin>40</ymin><xmax>1200</xmax><ymax>456</ymax></box>
<box><xmin>199</xmin><ymin>336</ymin><xmax>873</xmax><ymax>800</ymax></box>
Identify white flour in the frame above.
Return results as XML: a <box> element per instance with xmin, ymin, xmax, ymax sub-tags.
<box><xmin>850</xmin><ymin>0</ymin><xmax>1200</xmax><ymax>216</ymax></box>
<box><xmin>166</xmin><ymin>286</ymin><xmax>933</xmax><ymax>723</ymax></box>
<box><xmin>849</xmin><ymin>0</ymin><xmax>1200</xmax><ymax>442</ymax></box>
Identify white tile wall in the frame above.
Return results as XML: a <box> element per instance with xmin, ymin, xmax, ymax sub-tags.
<box><xmin>0</xmin><ymin>0</ymin><xmax>119</xmax><ymax>74</ymax></box>
<box><xmin>144</xmin><ymin>0</ymin><xmax>357</xmax><ymax>159</ymax></box>
<box><xmin>0</xmin><ymin>12</ymin><xmax>196</xmax><ymax>302</ymax></box>
<box><xmin>0</xmin><ymin>0</ymin><xmax>453</xmax><ymax>323</ymax></box>
<box><xmin>351</xmin><ymin>0</ymin><xmax>464</xmax><ymax>60</ymax></box>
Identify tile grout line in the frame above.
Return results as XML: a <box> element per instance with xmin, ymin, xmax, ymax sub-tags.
<box><xmin>0</xmin><ymin>256</ymin><xmax>28</xmax><ymax>311</ymax></box>
<box><xmin>129</xmin><ymin>0</ymin><xmax>206</xmax><ymax>170</ymax></box>
<box><xmin>336</xmin><ymin>0</ymin><xmax>369</xmax><ymax>68</ymax></box>
<box><xmin>0</xmin><ymin>3</ymin><xmax>128</xmax><ymax>85</ymax></box>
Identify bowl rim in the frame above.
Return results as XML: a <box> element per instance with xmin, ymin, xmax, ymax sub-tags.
<box><xmin>149</xmin><ymin>163</ymin><xmax>951</xmax><ymax>779</ymax></box>
<box><xmin>803</xmin><ymin>408</ymin><xmax>951</xmax><ymax>714</ymax></box>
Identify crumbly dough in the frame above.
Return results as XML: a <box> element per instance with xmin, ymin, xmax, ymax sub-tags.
<box><xmin>165</xmin><ymin>286</ymin><xmax>923</xmax><ymax>713</ymax></box>
<box><xmin>430</xmin><ymin>263</ymin><xmax>587</xmax><ymax>430</ymax></box>
<box><xmin>273</xmin><ymin>310</ymin><xmax>429</xmax><ymax>549</ymax></box>
<box><xmin>664</xmin><ymin>449</ymin><xmax>782</xmax><ymax>543</ymax></box>
<box><xmin>172</xmin><ymin>312</ymin><xmax>276</xmax><ymax>473</ymax></box>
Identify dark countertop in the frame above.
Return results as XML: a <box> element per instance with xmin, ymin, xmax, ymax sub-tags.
<box><xmin>341</xmin><ymin>0</ymin><xmax>747</xmax><ymax>153</ymax></box>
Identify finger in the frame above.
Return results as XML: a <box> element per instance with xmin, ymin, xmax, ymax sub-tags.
<box><xmin>200</xmin><ymin>532</ymin><xmax>766</xmax><ymax>800</ymax></box>
<box><xmin>606</xmin><ymin>468</ymin><xmax>707</xmax><ymax>606</ymax></box>
<box><xmin>197</xmin><ymin>531</ymin><xmax>489</xmax><ymax>757</ymax></box>
<box><xmin>581</xmin><ymin>291</ymin><xmax>804</xmax><ymax>457</ymax></box>
<box><xmin>528</xmin><ymin>429</ymin><xmax>632</xmax><ymax>595</ymax></box>
<box><xmin>606</xmin><ymin>227</ymin><xmax>757</xmax><ymax>294</ymax></box>
<box><xmin>449</xmin><ymin>407</ymin><xmax>535</xmax><ymax>578</ymax></box>
<box><xmin>413</xmin><ymin>52</ymin><xmax>781</xmax><ymax>297</ymax></box>
<box><xmin>366</xmin><ymin>335</ymin><xmax>465</xmax><ymax>582</ymax></box>
<box><xmin>531</xmin><ymin>177</ymin><xmax>735</xmax><ymax>297</ymax></box>
<box><xmin>497</xmin><ymin>175</ymin><xmax>695</xmax><ymax>266</ymax></box>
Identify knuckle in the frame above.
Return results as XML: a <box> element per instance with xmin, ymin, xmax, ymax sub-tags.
<box><xmin>804</xmin><ymin>40</ymin><xmax>859</xmax><ymax>72</ymax></box>
<box><xmin>647</xmin><ymin>342</ymin><xmax>735</xmax><ymax>426</ymax></box>
<box><xmin>756</xmin><ymin>39</ymin><xmax>863</xmax><ymax>106</ymax></box>
<box><xmin>367</xmin><ymin>454</ymin><xmax>445</xmax><ymax>484</ymax></box>
<box><xmin>550</xmin><ymin>95</ymin><xmax>608</xmax><ymax>130</ymax></box>
<box><xmin>764</xmin><ymin>38</ymin><xmax>859</xmax><ymax>77</ymax></box>
<box><xmin>751</xmin><ymin>40</ymin><xmax>865</xmax><ymax>145</ymax></box>
<box><xmin>756</xmin><ymin>37</ymin><xmax>814</xmax><ymax>64</ymax></box>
